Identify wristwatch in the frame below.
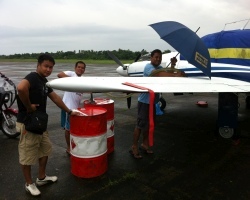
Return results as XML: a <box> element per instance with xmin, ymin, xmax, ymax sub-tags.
<box><xmin>68</xmin><ymin>110</ymin><xmax>72</xmax><ymax>115</ymax></box>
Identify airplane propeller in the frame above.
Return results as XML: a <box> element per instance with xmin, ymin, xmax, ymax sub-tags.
<box><xmin>107</xmin><ymin>49</ymin><xmax>145</xmax><ymax>70</ymax></box>
<box><xmin>107</xmin><ymin>51</ymin><xmax>127</xmax><ymax>70</ymax></box>
<box><xmin>107</xmin><ymin>50</ymin><xmax>144</xmax><ymax>109</ymax></box>
<box><xmin>134</xmin><ymin>49</ymin><xmax>144</xmax><ymax>62</ymax></box>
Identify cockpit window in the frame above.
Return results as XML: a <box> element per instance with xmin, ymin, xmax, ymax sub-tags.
<box><xmin>139</xmin><ymin>53</ymin><xmax>151</xmax><ymax>61</ymax></box>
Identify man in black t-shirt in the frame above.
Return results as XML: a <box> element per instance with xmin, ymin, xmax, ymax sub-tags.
<box><xmin>16</xmin><ymin>54</ymin><xmax>79</xmax><ymax>196</ymax></box>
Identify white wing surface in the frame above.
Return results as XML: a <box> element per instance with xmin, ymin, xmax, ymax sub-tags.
<box><xmin>46</xmin><ymin>77</ymin><xmax>250</xmax><ymax>93</ymax></box>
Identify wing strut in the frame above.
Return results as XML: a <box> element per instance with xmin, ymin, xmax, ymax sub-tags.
<box><xmin>123</xmin><ymin>82</ymin><xmax>155</xmax><ymax>146</ymax></box>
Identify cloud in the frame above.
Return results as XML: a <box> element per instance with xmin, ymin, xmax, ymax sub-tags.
<box><xmin>0</xmin><ymin>0</ymin><xmax>249</xmax><ymax>55</ymax></box>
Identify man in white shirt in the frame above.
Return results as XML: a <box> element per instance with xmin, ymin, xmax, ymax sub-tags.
<box><xmin>57</xmin><ymin>61</ymin><xmax>86</xmax><ymax>154</ymax></box>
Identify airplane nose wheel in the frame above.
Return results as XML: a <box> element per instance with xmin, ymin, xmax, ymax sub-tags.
<box><xmin>219</xmin><ymin>127</ymin><xmax>234</xmax><ymax>139</ymax></box>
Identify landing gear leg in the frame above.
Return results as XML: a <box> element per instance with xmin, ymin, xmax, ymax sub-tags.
<box><xmin>217</xmin><ymin>93</ymin><xmax>240</xmax><ymax>140</ymax></box>
<box><xmin>159</xmin><ymin>97</ymin><xmax>166</xmax><ymax>111</ymax></box>
<box><xmin>246</xmin><ymin>95</ymin><xmax>250</xmax><ymax>109</ymax></box>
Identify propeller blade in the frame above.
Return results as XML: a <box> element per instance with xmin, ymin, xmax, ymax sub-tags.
<box><xmin>127</xmin><ymin>94</ymin><xmax>131</xmax><ymax>109</ymax></box>
<box><xmin>134</xmin><ymin>49</ymin><xmax>144</xmax><ymax>62</ymax></box>
<box><xmin>134</xmin><ymin>54</ymin><xmax>141</xmax><ymax>62</ymax></box>
<box><xmin>107</xmin><ymin>51</ymin><xmax>126</xmax><ymax>70</ymax></box>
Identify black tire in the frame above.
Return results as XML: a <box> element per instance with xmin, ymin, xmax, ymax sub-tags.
<box><xmin>218</xmin><ymin>127</ymin><xmax>234</xmax><ymax>139</ymax></box>
<box><xmin>159</xmin><ymin>97</ymin><xmax>166</xmax><ymax>110</ymax></box>
<box><xmin>215</xmin><ymin>120</ymin><xmax>240</xmax><ymax>139</ymax></box>
<box><xmin>1</xmin><ymin>110</ymin><xmax>20</xmax><ymax>138</ymax></box>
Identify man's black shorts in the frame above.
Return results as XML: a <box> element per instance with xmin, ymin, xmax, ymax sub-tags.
<box><xmin>136</xmin><ymin>101</ymin><xmax>155</xmax><ymax>130</ymax></box>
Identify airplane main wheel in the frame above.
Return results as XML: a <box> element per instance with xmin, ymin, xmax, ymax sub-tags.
<box><xmin>218</xmin><ymin>127</ymin><xmax>234</xmax><ymax>139</ymax></box>
<box><xmin>159</xmin><ymin>97</ymin><xmax>166</xmax><ymax>110</ymax></box>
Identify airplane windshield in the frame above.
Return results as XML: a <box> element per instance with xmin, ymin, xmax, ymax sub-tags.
<box><xmin>139</xmin><ymin>53</ymin><xmax>151</xmax><ymax>61</ymax></box>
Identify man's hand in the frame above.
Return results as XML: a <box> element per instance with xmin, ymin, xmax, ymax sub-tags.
<box><xmin>70</xmin><ymin>109</ymin><xmax>86</xmax><ymax>116</ymax></box>
<box><xmin>170</xmin><ymin>57</ymin><xmax>177</xmax><ymax>68</ymax></box>
<box><xmin>27</xmin><ymin>104</ymin><xmax>39</xmax><ymax>113</ymax></box>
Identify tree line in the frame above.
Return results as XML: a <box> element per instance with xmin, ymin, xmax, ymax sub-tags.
<box><xmin>0</xmin><ymin>49</ymin><xmax>171</xmax><ymax>60</ymax></box>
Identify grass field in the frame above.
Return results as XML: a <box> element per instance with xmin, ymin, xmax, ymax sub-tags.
<box><xmin>0</xmin><ymin>59</ymin><xmax>133</xmax><ymax>64</ymax></box>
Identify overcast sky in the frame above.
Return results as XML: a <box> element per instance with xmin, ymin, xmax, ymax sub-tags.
<box><xmin>0</xmin><ymin>0</ymin><xmax>249</xmax><ymax>55</ymax></box>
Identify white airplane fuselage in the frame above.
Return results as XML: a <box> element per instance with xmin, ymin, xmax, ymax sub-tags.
<box><xmin>116</xmin><ymin>52</ymin><xmax>250</xmax><ymax>83</ymax></box>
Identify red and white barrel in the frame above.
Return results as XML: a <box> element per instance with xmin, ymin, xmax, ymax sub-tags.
<box><xmin>70</xmin><ymin>107</ymin><xmax>107</xmax><ymax>178</ymax></box>
<box><xmin>84</xmin><ymin>98</ymin><xmax>115</xmax><ymax>154</ymax></box>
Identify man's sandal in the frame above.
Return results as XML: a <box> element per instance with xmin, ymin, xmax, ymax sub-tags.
<box><xmin>129</xmin><ymin>150</ymin><xmax>142</xmax><ymax>159</ymax></box>
<box><xmin>139</xmin><ymin>145</ymin><xmax>154</xmax><ymax>154</ymax></box>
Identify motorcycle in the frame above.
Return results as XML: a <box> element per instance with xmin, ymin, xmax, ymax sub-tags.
<box><xmin>0</xmin><ymin>72</ymin><xmax>20</xmax><ymax>138</ymax></box>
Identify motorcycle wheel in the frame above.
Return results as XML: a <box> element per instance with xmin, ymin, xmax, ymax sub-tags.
<box><xmin>1</xmin><ymin>110</ymin><xmax>20</xmax><ymax>138</ymax></box>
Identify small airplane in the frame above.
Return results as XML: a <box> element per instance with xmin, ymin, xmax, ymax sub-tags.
<box><xmin>111</xmin><ymin>28</ymin><xmax>250</xmax><ymax>111</ymax></box>
<box><xmin>114</xmin><ymin>22</ymin><xmax>250</xmax><ymax>81</ymax></box>
<box><xmin>47</xmin><ymin>22</ymin><xmax>250</xmax><ymax>144</ymax></box>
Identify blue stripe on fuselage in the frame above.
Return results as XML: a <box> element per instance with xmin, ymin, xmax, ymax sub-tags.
<box><xmin>128</xmin><ymin>65</ymin><xmax>250</xmax><ymax>82</ymax></box>
<box><xmin>184</xmin><ymin>66</ymin><xmax>250</xmax><ymax>72</ymax></box>
<box><xmin>187</xmin><ymin>71</ymin><xmax>250</xmax><ymax>82</ymax></box>
<box><xmin>128</xmin><ymin>72</ymin><xmax>144</xmax><ymax>77</ymax></box>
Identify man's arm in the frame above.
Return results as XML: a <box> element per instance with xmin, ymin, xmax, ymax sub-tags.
<box><xmin>17</xmin><ymin>79</ymin><xmax>37</xmax><ymax>112</ymax></box>
<box><xmin>48</xmin><ymin>91</ymin><xmax>71</xmax><ymax>113</ymax></box>
<box><xmin>150</xmin><ymin>68</ymin><xmax>186</xmax><ymax>77</ymax></box>
<box><xmin>48</xmin><ymin>91</ymin><xmax>79</xmax><ymax>115</ymax></box>
<box><xmin>57</xmin><ymin>72</ymin><xmax>69</xmax><ymax>78</ymax></box>
<box><xmin>151</xmin><ymin>57</ymin><xmax>186</xmax><ymax>77</ymax></box>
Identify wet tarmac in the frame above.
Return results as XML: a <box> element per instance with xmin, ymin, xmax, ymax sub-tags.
<box><xmin>0</xmin><ymin>62</ymin><xmax>250</xmax><ymax>200</ymax></box>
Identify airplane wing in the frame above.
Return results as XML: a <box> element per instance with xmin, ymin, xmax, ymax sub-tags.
<box><xmin>47</xmin><ymin>76</ymin><xmax>250</xmax><ymax>147</ymax></box>
<box><xmin>46</xmin><ymin>76</ymin><xmax>250</xmax><ymax>93</ymax></box>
